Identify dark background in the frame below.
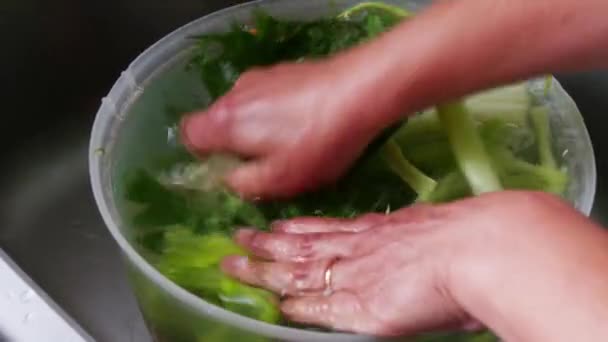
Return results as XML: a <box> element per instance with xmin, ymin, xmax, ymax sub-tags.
<box><xmin>1</xmin><ymin>1</ymin><xmax>607</xmax><ymax>341</ymax></box>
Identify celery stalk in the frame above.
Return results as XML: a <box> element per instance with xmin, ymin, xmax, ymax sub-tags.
<box><xmin>465</xmin><ymin>82</ymin><xmax>531</xmax><ymax>126</ymax></box>
<box><xmin>337</xmin><ymin>2</ymin><xmax>413</xmax><ymax>20</ymax></box>
<box><xmin>530</xmin><ymin>106</ymin><xmax>557</xmax><ymax>168</ymax></box>
<box><xmin>436</xmin><ymin>101</ymin><xmax>503</xmax><ymax>194</ymax></box>
<box><xmin>382</xmin><ymin>139</ymin><xmax>437</xmax><ymax>199</ymax></box>
<box><xmin>544</xmin><ymin>75</ymin><xmax>553</xmax><ymax>97</ymax></box>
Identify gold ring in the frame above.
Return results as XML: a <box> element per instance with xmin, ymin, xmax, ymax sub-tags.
<box><xmin>323</xmin><ymin>259</ymin><xmax>337</xmax><ymax>296</ymax></box>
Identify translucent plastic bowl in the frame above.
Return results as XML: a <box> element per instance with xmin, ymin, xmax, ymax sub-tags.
<box><xmin>89</xmin><ymin>0</ymin><xmax>596</xmax><ymax>341</ymax></box>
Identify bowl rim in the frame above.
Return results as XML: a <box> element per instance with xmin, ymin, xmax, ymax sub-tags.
<box><xmin>542</xmin><ymin>78</ymin><xmax>597</xmax><ymax>215</ymax></box>
<box><xmin>89</xmin><ymin>0</ymin><xmax>596</xmax><ymax>341</ymax></box>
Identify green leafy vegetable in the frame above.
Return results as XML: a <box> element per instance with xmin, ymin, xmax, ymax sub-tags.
<box><xmin>190</xmin><ymin>12</ymin><xmax>373</xmax><ymax>101</ymax></box>
<box><xmin>156</xmin><ymin>227</ymin><xmax>280</xmax><ymax>324</ymax></box>
<box><xmin>125</xmin><ymin>164</ymin><xmax>267</xmax><ymax>253</ymax></box>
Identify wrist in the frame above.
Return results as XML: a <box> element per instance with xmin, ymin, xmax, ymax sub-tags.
<box><xmin>325</xmin><ymin>48</ymin><xmax>412</xmax><ymax>138</ymax></box>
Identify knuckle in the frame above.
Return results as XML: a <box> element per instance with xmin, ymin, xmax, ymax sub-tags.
<box><xmin>249</xmin><ymin>231</ymin><xmax>269</xmax><ymax>250</ymax></box>
<box><xmin>213</xmin><ymin>95</ymin><xmax>239</xmax><ymax>121</ymax></box>
<box><xmin>291</xmin><ymin>262</ymin><xmax>322</xmax><ymax>290</ymax></box>
<box><xmin>205</xmin><ymin>99</ymin><xmax>239</xmax><ymax>146</ymax></box>
<box><xmin>258</xmin><ymin>263</ymin><xmax>275</xmax><ymax>285</ymax></box>
<box><xmin>292</xmin><ymin>234</ymin><xmax>319</xmax><ymax>261</ymax></box>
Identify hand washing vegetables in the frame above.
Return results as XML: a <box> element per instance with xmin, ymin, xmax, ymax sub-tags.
<box><xmin>123</xmin><ymin>2</ymin><xmax>568</xmax><ymax>340</ymax></box>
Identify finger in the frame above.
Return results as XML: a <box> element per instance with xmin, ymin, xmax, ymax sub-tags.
<box><xmin>225</xmin><ymin>158</ymin><xmax>277</xmax><ymax>198</ymax></box>
<box><xmin>271</xmin><ymin>213</ymin><xmax>386</xmax><ymax>234</ymax></box>
<box><xmin>390</xmin><ymin>203</ymin><xmax>446</xmax><ymax>225</ymax></box>
<box><xmin>461</xmin><ymin>320</ymin><xmax>485</xmax><ymax>332</ymax></box>
<box><xmin>180</xmin><ymin>98</ymin><xmax>237</xmax><ymax>155</ymax></box>
<box><xmin>233</xmin><ymin>68</ymin><xmax>267</xmax><ymax>90</ymax></box>
<box><xmin>226</xmin><ymin>155</ymin><xmax>311</xmax><ymax>199</ymax></box>
<box><xmin>221</xmin><ymin>256</ymin><xmax>332</xmax><ymax>296</ymax></box>
<box><xmin>234</xmin><ymin>228</ymin><xmax>367</xmax><ymax>262</ymax></box>
<box><xmin>281</xmin><ymin>292</ymin><xmax>381</xmax><ymax>334</ymax></box>
<box><xmin>271</xmin><ymin>203</ymin><xmax>438</xmax><ymax>235</ymax></box>
<box><xmin>181</xmin><ymin>91</ymin><xmax>277</xmax><ymax>157</ymax></box>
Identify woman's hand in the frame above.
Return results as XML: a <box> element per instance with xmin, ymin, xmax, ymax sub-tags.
<box><xmin>223</xmin><ymin>201</ymin><xmax>479</xmax><ymax>336</ymax></box>
<box><xmin>222</xmin><ymin>191</ymin><xmax>608</xmax><ymax>340</ymax></box>
<box><xmin>180</xmin><ymin>58</ymin><xmax>404</xmax><ymax>199</ymax></box>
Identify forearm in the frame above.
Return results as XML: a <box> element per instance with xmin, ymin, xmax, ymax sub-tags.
<box><xmin>344</xmin><ymin>0</ymin><xmax>608</xmax><ymax>130</ymax></box>
<box><xmin>452</xmin><ymin>200</ymin><xmax>608</xmax><ymax>341</ymax></box>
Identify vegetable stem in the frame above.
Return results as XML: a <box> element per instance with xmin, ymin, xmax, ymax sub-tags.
<box><xmin>337</xmin><ymin>2</ymin><xmax>412</xmax><ymax>19</ymax></box>
<box><xmin>544</xmin><ymin>75</ymin><xmax>553</xmax><ymax>97</ymax></box>
<box><xmin>436</xmin><ymin>101</ymin><xmax>503</xmax><ymax>194</ymax></box>
<box><xmin>530</xmin><ymin>105</ymin><xmax>557</xmax><ymax>168</ymax></box>
<box><xmin>382</xmin><ymin>139</ymin><xmax>437</xmax><ymax>198</ymax></box>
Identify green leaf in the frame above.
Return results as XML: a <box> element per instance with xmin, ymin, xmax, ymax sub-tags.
<box><xmin>156</xmin><ymin>228</ymin><xmax>280</xmax><ymax>323</ymax></box>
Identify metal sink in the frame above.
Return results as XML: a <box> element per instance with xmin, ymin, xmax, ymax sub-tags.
<box><xmin>1</xmin><ymin>1</ymin><xmax>608</xmax><ymax>341</ymax></box>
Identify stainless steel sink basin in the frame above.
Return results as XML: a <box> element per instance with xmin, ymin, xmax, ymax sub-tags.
<box><xmin>1</xmin><ymin>1</ymin><xmax>608</xmax><ymax>341</ymax></box>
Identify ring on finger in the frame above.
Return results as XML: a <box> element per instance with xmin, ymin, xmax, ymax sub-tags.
<box><xmin>323</xmin><ymin>258</ymin><xmax>338</xmax><ymax>296</ymax></box>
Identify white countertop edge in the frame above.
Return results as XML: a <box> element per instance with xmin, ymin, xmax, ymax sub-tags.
<box><xmin>0</xmin><ymin>248</ymin><xmax>94</xmax><ymax>342</ymax></box>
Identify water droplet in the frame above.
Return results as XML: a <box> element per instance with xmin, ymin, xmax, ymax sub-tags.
<box><xmin>167</xmin><ymin>127</ymin><xmax>177</xmax><ymax>145</ymax></box>
<box><xmin>20</xmin><ymin>289</ymin><xmax>35</xmax><ymax>303</ymax></box>
<box><xmin>22</xmin><ymin>312</ymin><xmax>34</xmax><ymax>324</ymax></box>
<box><xmin>121</xmin><ymin>70</ymin><xmax>138</xmax><ymax>89</ymax></box>
<box><xmin>133</xmin><ymin>86</ymin><xmax>145</xmax><ymax>97</ymax></box>
<box><xmin>115</xmin><ymin>110</ymin><xmax>127</xmax><ymax>121</ymax></box>
<box><xmin>101</xmin><ymin>96</ymin><xmax>117</xmax><ymax>113</ymax></box>
<box><xmin>94</xmin><ymin>147</ymin><xmax>105</xmax><ymax>157</ymax></box>
<box><xmin>385</xmin><ymin>205</ymin><xmax>391</xmax><ymax>214</ymax></box>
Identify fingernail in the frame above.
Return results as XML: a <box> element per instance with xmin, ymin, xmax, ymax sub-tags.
<box><xmin>221</xmin><ymin>255</ymin><xmax>248</xmax><ymax>271</ymax></box>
